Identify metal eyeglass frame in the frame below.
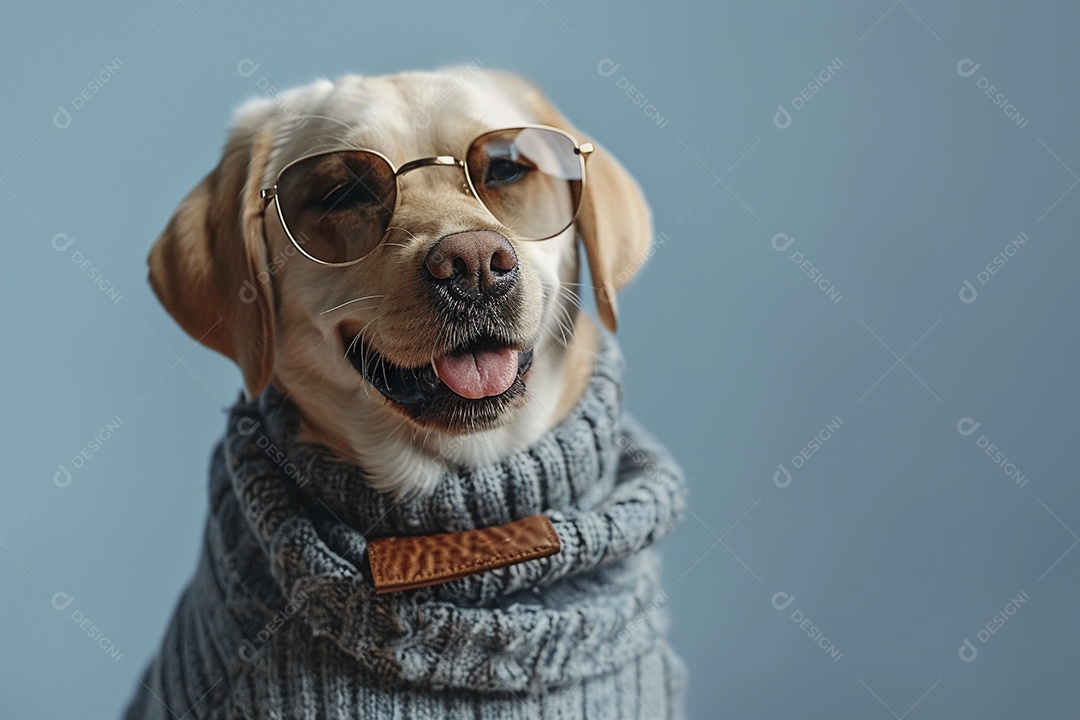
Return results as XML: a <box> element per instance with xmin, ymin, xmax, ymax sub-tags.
<box><xmin>259</xmin><ymin>124</ymin><xmax>594</xmax><ymax>267</ymax></box>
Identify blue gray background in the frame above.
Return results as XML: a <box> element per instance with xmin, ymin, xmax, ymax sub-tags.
<box><xmin>3</xmin><ymin>1</ymin><xmax>1078</xmax><ymax>717</ymax></box>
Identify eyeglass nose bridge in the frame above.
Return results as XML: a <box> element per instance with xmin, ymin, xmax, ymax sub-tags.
<box><xmin>395</xmin><ymin>155</ymin><xmax>473</xmax><ymax>196</ymax></box>
<box><xmin>395</xmin><ymin>155</ymin><xmax>462</xmax><ymax>176</ymax></box>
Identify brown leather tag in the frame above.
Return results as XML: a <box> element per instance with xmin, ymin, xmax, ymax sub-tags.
<box><xmin>367</xmin><ymin>514</ymin><xmax>561</xmax><ymax>594</ymax></box>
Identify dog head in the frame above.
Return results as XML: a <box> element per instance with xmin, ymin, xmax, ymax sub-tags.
<box><xmin>149</xmin><ymin>68</ymin><xmax>652</xmax><ymax>497</ymax></box>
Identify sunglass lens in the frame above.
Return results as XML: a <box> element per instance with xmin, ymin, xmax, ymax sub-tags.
<box><xmin>466</xmin><ymin>128</ymin><xmax>583</xmax><ymax>241</ymax></box>
<box><xmin>275</xmin><ymin>151</ymin><xmax>396</xmax><ymax>264</ymax></box>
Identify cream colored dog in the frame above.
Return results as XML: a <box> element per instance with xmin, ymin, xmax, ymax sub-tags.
<box><xmin>149</xmin><ymin>67</ymin><xmax>651</xmax><ymax>499</ymax></box>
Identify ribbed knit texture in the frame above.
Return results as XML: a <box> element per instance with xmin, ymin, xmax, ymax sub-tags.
<box><xmin>124</xmin><ymin>335</ymin><xmax>688</xmax><ymax>719</ymax></box>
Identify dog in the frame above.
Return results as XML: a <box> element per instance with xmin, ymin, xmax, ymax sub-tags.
<box><xmin>127</xmin><ymin>67</ymin><xmax>687</xmax><ymax>719</ymax></box>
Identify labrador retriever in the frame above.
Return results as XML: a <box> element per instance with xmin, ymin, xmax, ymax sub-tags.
<box><xmin>128</xmin><ymin>67</ymin><xmax>686</xmax><ymax>719</ymax></box>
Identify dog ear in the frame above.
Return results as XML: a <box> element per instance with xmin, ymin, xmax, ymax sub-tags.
<box><xmin>573</xmin><ymin>137</ymin><xmax>652</xmax><ymax>332</ymax></box>
<box><xmin>148</xmin><ymin>117</ymin><xmax>277</xmax><ymax>398</ymax></box>
<box><xmin>491</xmin><ymin>71</ymin><xmax>653</xmax><ymax>332</ymax></box>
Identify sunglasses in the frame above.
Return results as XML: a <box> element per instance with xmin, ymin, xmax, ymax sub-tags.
<box><xmin>259</xmin><ymin>125</ymin><xmax>594</xmax><ymax>266</ymax></box>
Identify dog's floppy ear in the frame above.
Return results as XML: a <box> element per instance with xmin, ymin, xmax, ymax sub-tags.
<box><xmin>573</xmin><ymin>136</ymin><xmax>652</xmax><ymax>332</ymax></box>
<box><xmin>493</xmin><ymin>72</ymin><xmax>653</xmax><ymax>332</ymax></box>
<box><xmin>148</xmin><ymin>115</ymin><xmax>277</xmax><ymax>398</ymax></box>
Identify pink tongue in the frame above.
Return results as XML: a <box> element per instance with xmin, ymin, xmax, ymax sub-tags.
<box><xmin>434</xmin><ymin>347</ymin><xmax>519</xmax><ymax>399</ymax></box>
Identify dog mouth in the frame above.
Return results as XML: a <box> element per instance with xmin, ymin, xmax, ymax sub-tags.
<box><xmin>341</xmin><ymin>329</ymin><xmax>534</xmax><ymax>430</ymax></box>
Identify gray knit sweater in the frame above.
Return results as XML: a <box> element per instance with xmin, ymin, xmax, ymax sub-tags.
<box><xmin>124</xmin><ymin>336</ymin><xmax>688</xmax><ymax>719</ymax></box>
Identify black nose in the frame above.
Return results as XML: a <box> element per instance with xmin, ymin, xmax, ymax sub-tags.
<box><xmin>425</xmin><ymin>230</ymin><xmax>518</xmax><ymax>299</ymax></box>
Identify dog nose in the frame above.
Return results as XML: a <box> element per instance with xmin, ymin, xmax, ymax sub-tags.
<box><xmin>425</xmin><ymin>230</ymin><xmax>518</xmax><ymax>298</ymax></box>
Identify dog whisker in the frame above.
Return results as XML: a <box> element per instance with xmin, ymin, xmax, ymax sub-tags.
<box><xmin>556</xmin><ymin>308</ymin><xmax>574</xmax><ymax>346</ymax></box>
<box><xmin>560</xmin><ymin>281</ymin><xmax>601</xmax><ymax>301</ymax></box>
<box><xmin>385</xmin><ymin>226</ymin><xmax>423</xmax><ymax>243</ymax></box>
<box><xmin>320</xmin><ymin>295</ymin><xmax>386</xmax><ymax>315</ymax></box>
<box><xmin>557</xmin><ymin>284</ymin><xmax>585</xmax><ymax>303</ymax></box>
<box><xmin>555</xmin><ymin>288</ymin><xmax>585</xmax><ymax>314</ymax></box>
<box><xmin>534</xmin><ymin>282</ymin><xmax>581</xmax><ymax>348</ymax></box>
<box><xmin>341</xmin><ymin>313</ymin><xmax>386</xmax><ymax>383</ymax></box>
<box><xmin>380</xmin><ymin>355</ymin><xmax>391</xmax><ymax>393</ymax></box>
<box><xmin>557</xmin><ymin>284</ymin><xmax>591</xmax><ymax>306</ymax></box>
<box><xmin>539</xmin><ymin>313</ymin><xmax>571</xmax><ymax>349</ymax></box>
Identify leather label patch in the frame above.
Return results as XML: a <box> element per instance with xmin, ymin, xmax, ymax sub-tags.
<box><xmin>368</xmin><ymin>514</ymin><xmax>562</xmax><ymax>594</ymax></box>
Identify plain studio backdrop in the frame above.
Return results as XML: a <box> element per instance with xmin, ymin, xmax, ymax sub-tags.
<box><xmin>3</xmin><ymin>1</ymin><xmax>1079</xmax><ymax>717</ymax></box>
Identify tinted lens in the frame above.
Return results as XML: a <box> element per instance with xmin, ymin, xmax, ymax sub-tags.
<box><xmin>466</xmin><ymin>128</ymin><xmax>583</xmax><ymax>240</ymax></box>
<box><xmin>275</xmin><ymin>150</ymin><xmax>397</xmax><ymax>264</ymax></box>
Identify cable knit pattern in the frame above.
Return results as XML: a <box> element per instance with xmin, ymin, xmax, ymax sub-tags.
<box><xmin>124</xmin><ymin>334</ymin><xmax>688</xmax><ymax>719</ymax></box>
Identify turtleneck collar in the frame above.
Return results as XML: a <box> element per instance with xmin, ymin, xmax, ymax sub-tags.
<box><xmin>218</xmin><ymin>332</ymin><xmax>686</xmax><ymax>692</ymax></box>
